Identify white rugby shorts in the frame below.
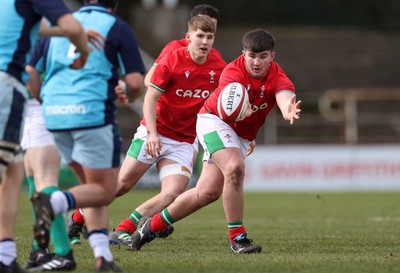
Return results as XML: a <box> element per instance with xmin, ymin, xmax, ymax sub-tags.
<box><xmin>196</xmin><ymin>113</ymin><xmax>251</xmax><ymax>162</ymax></box>
<box><xmin>126</xmin><ymin>124</ymin><xmax>195</xmax><ymax>173</ymax></box>
<box><xmin>21</xmin><ymin>99</ymin><xmax>55</xmax><ymax>150</ymax></box>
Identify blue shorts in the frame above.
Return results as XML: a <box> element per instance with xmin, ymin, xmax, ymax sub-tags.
<box><xmin>0</xmin><ymin>72</ymin><xmax>27</xmax><ymax>144</ymax></box>
<box><xmin>52</xmin><ymin>124</ymin><xmax>122</xmax><ymax>169</ymax></box>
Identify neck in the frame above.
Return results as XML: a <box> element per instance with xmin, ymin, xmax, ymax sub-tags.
<box><xmin>190</xmin><ymin>50</ymin><xmax>207</xmax><ymax>64</ymax></box>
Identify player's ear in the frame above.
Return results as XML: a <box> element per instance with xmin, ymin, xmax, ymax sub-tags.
<box><xmin>271</xmin><ymin>51</ymin><xmax>276</xmax><ymax>61</ymax></box>
<box><xmin>185</xmin><ymin>32</ymin><xmax>190</xmax><ymax>42</ymax></box>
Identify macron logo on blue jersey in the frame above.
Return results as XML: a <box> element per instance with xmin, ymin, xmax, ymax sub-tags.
<box><xmin>45</xmin><ymin>104</ymin><xmax>86</xmax><ymax>115</ymax></box>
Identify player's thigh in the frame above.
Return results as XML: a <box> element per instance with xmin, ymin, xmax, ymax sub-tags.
<box><xmin>82</xmin><ymin>165</ymin><xmax>119</xmax><ymax>190</ymax></box>
<box><xmin>158</xmin><ymin>140</ymin><xmax>195</xmax><ymax>175</ymax></box>
<box><xmin>118</xmin><ymin>154</ymin><xmax>151</xmax><ymax>186</ymax></box>
<box><xmin>25</xmin><ymin>145</ymin><xmax>60</xmax><ymax>188</ymax></box>
<box><xmin>158</xmin><ymin>158</ymin><xmax>190</xmax><ymax>194</ymax></box>
<box><xmin>195</xmin><ymin>161</ymin><xmax>224</xmax><ymax>198</ymax></box>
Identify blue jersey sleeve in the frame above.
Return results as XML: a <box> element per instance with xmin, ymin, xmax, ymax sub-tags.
<box><xmin>29</xmin><ymin>38</ymin><xmax>50</xmax><ymax>73</ymax></box>
<box><xmin>108</xmin><ymin>20</ymin><xmax>145</xmax><ymax>76</ymax></box>
<box><xmin>31</xmin><ymin>0</ymin><xmax>70</xmax><ymax>25</ymax></box>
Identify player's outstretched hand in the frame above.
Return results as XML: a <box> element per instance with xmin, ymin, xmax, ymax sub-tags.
<box><xmin>288</xmin><ymin>94</ymin><xmax>301</xmax><ymax>125</ymax></box>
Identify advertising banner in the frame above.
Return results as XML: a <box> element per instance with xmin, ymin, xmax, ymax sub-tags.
<box><xmin>244</xmin><ymin>145</ymin><xmax>400</xmax><ymax>191</ymax></box>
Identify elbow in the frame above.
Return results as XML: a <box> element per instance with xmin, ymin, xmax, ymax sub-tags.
<box><xmin>144</xmin><ymin>77</ymin><xmax>150</xmax><ymax>88</ymax></box>
<box><xmin>127</xmin><ymin>83</ymin><xmax>144</xmax><ymax>101</ymax></box>
<box><xmin>125</xmin><ymin>74</ymin><xmax>145</xmax><ymax>101</ymax></box>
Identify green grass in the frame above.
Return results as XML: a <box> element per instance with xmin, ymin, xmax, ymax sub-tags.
<box><xmin>15</xmin><ymin>190</ymin><xmax>400</xmax><ymax>273</ymax></box>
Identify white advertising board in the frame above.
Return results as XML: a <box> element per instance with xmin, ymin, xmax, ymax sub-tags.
<box><xmin>244</xmin><ymin>145</ymin><xmax>400</xmax><ymax>191</ymax></box>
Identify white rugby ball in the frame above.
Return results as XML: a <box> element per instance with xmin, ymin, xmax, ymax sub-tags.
<box><xmin>217</xmin><ymin>82</ymin><xmax>249</xmax><ymax>123</ymax></box>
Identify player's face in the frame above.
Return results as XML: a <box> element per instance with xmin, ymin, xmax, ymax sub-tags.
<box><xmin>187</xmin><ymin>29</ymin><xmax>215</xmax><ymax>64</ymax></box>
<box><xmin>242</xmin><ymin>50</ymin><xmax>275</xmax><ymax>79</ymax></box>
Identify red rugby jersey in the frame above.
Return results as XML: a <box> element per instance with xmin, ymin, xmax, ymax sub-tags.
<box><xmin>142</xmin><ymin>47</ymin><xmax>227</xmax><ymax>143</ymax></box>
<box><xmin>200</xmin><ymin>55</ymin><xmax>295</xmax><ymax>141</ymax></box>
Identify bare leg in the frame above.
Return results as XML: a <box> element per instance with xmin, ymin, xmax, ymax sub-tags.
<box><xmin>0</xmin><ymin>161</ymin><xmax>24</xmax><ymax>240</ymax></box>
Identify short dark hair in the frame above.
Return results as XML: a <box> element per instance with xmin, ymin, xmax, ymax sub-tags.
<box><xmin>190</xmin><ymin>4</ymin><xmax>219</xmax><ymax>20</ymax></box>
<box><xmin>242</xmin><ymin>29</ymin><xmax>275</xmax><ymax>53</ymax></box>
<box><xmin>85</xmin><ymin>0</ymin><xmax>118</xmax><ymax>9</ymax></box>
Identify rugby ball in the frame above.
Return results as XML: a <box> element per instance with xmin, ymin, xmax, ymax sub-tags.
<box><xmin>217</xmin><ymin>82</ymin><xmax>249</xmax><ymax>123</ymax></box>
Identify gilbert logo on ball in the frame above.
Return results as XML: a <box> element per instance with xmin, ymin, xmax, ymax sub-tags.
<box><xmin>217</xmin><ymin>82</ymin><xmax>249</xmax><ymax>123</ymax></box>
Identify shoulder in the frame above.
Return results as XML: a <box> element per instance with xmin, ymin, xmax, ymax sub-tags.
<box><xmin>269</xmin><ymin>62</ymin><xmax>291</xmax><ymax>80</ymax></box>
<box><xmin>163</xmin><ymin>38</ymin><xmax>188</xmax><ymax>51</ymax></box>
<box><xmin>31</xmin><ymin>0</ymin><xmax>71</xmax><ymax>24</ymax></box>
<box><xmin>268</xmin><ymin>62</ymin><xmax>295</xmax><ymax>90</ymax></box>
<box><xmin>209</xmin><ymin>48</ymin><xmax>224</xmax><ymax>60</ymax></box>
<box><xmin>166</xmin><ymin>47</ymin><xmax>187</xmax><ymax>60</ymax></box>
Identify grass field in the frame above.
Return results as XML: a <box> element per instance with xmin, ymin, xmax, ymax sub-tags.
<box><xmin>14</xmin><ymin>190</ymin><xmax>400</xmax><ymax>273</ymax></box>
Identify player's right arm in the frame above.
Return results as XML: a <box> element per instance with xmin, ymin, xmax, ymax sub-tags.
<box><xmin>144</xmin><ymin>65</ymin><xmax>156</xmax><ymax>88</ymax></box>
<box><xmin>143</xmin><ymin>86</ymin><xmax>163</xmax><ymax>158</ymax></box>
<box><xmin>276</xmin><ymin>92</ymin><xmax>301</xmax><ymax>125</ymax></box>
<box><xmin>40</xmin><ymin>15</ymin><xmax>90</xmax><ymax>68</ymax></box>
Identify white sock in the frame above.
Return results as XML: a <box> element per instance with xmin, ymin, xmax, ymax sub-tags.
<box><xmin>89</xmin><ymin>232</ymin><xmax>113</xmax><ymax>262</ymax></box>
<box><xmin>50</xmin><ymin>191</ymin><xmax>69</xmax><ymax>214</ymax></box>
<box><xmin>0</xmin><ymin>240</ymin><xmax>16</xmax><ymax>265</ymax></box>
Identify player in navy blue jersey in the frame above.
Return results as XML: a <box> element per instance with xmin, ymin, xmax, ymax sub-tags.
<box><xmin>29</xmin><ymin>0</ymin><xmax>145</xmax><ymax>271</ymax></box>
<box><xmin>0</xmin><ymin>1</ymin><xmax>91</xmax><ymax>272</ymax></box>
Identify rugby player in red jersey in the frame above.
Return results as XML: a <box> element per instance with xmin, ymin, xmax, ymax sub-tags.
<box><xmin>131</xmin><ymin>28</ymin><xmax>301</xmax><ymax>254</ymax></box>
<box><xmin>106</xmin><ymin>14</ymin><xmax>226</xmax><ymax>245</ymax></box>
<box><xmin>144</xmin><ymin>4</ymin><xmax>220</xmax><ymax>87</ymax></box>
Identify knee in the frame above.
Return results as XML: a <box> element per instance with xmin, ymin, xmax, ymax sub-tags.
<box><xmin>197</xmin><ymin>189</ymin><xmax>221</xmax><ymax>205</ymax></box>
<box><xmin>102</xmin><ymin>189</ymin><xmax>117</xmax><ymax>205</ymax></box>
<box><xmin>161</xmin><ymin>191</ymin><xmax>182</xmax><ymax>204</ymax></box>
<box><xmin>225</xmin><ymin>163</ymin><xmax>245</xmax><ymax>187</ymax></box>
<box><xmin>115</xmin><ymin>175</ymin><xmax>133</xmax><ymax>197</ymax></box>
<box><xmin>116</xmin><ymin>183</ymin><xmax>130</xmax><ymax>197</ymax></box>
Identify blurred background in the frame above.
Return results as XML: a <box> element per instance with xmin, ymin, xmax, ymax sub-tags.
<box><xmin>62</xmin><ymin>0</ymin><xmax>400</xmax><ymax>191</ymax></box>
<box><xmin>67</xmin><ymin>0</ymin><xmax>400</xmax><ymax>146</ymax></box>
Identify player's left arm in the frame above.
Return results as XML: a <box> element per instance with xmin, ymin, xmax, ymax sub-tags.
<box><xmin>276</xmin><ymin>90</ymin><xmax>301</xmax><ymax>125</ymax></box>
<box><xmin>117</xmin><ymin>22</ymin><xmax>145</xmax><ymax>102</ymax></box>
<box><xmin>26</xmin><ymin>65</ymin><xmax>42</xmax><ymax>103</ymax></box>
<box><xmin>39</xmin><ymin>18</ymin><xmax>105</xmax><ymax>50</ymax></box>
